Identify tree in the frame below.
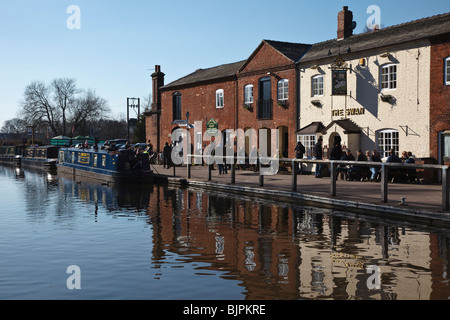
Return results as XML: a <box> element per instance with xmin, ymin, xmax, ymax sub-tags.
<box><xmin>52</xmin><ymin>78</ymin><xmax>79</xmax><ymax>136</ymax></box>
<box><xmin>132</xmin><ymin>114</ymin><xmax>146</xmax><ymax>143</ymax></box>
<box><xmin>19</xmin><ymin>79</ymin><xmax>110</xmax><ymax>138</ymax></box>
<box><xmin>70</xmin><ymin>89</ymin><xmax>109</xmax><ymax>136</ymax></box>
<box><xmin>20</xmin><ymin>80</ymin><xmax>61</xmax><ymax>137</ymax></box>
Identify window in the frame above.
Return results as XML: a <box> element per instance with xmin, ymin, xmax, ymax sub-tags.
<box><xmin>244</xmin><ymin>85</ymin><xmax>253</xmax><ymax>104</ymax></box>
<box><xmin>297</xmin><ymin>135</ymin><xmax>316</xmax><ymax>158</ymax></box>
<box><xmin>216</xmin><ymin>89</ymin><xmax>224</xmax><ymax>108</ymax></box>
<box><xmin>173</xmin><ymin>92</ymin><xmax>182</xmax><ymax>121</ymax></box>
<box><xmin>380</xmin><ymin>64</ymin><xmax>397</xmax><ymax>90</ymax></box>
<box><xmin>377</xmin><ymin>129</ymin><xmax>399</xmax><ymax>158</ymax></box>
<box><xmin>312</xmin><ymin>75</ymin><xmax>324</xmax><ymax>96</ymax></box>
<box><xmin>277</xmin><ymin>79</ymin><xmax>289</xmax><ymax>101</ymax></box>
<box><xmin>446</xmin><ymin>57</ymin><xmax>450</xmax><ymax>85</ymax></box>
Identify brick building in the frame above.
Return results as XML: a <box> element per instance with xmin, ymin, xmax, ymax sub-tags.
<box><xmin>430</xmin><ymin>34</ymin><xmax>450</xmax><ymax>165</ymax></box>
<box><xmin>146</xmin><ymin>7</ymin><xmax>450</xmax><ymax>165</ymax></box>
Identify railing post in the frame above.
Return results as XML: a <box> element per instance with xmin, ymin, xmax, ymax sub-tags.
<box><xmin>173</xmin><ymin>164</ymin><xmax>176</xmax><ymax>177</ymax></box>
<box><xmin>259</xmin><ymin>157</ymin><xmax>264</xmax><ymax>187</ymax></box>
<box><xmin>231</xmin><ymin>162</ymin><xmax>235</xmax><ymax>184</ymax></box>
<box><xmin>292</xmin><ymin>159</ymin><xmax>297</xmax><ymax>192</ymax></box>
<box><xmin>381</xmin><ymin>164</ymin><xmax>388</xmax><ymax>203</ymax></box>
<box><xmin>208</xmin><ymin>156</ymin><xmax>212</xmax><ymax>181</ymax></box>
<box><xmin>442</xmin><ymin>167</ymin><xmax>449</xmax><ymax>211</ymax></box>
<box><xmin>330</xmin><ymin>161</ymin><xmax>336</xmax><ymax>196</ymax></box>
<box><xmin>188</xmin><ymin>155</ymin><xmax>191</xmax><ymax>179</ymax></box>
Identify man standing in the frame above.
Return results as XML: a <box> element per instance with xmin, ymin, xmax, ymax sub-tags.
<box><xmin>314</xmin><ymin>137</ymin><xmax>323</xmax><ymax>178</ymax></box>
<box><xmin>163</xmin><ymin>142</ymin><xmax>172</xmax><ymax>169</ymax></box>
<box><xmin>294</xmin><ymin>141</ymin><xmax>306</xmax><ymax>175</ymax></box>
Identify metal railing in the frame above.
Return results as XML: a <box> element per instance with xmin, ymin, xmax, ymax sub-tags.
<box><xmin>177</xmin><ymin>155</ymin><xmax>450</xmax><ymax>211</ymax></box>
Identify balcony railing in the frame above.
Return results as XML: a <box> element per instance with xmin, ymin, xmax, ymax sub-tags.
<box><xmin>257</xmin><ymin>99</ymin><xmax>273</xmax><ymax>120</ymax></box>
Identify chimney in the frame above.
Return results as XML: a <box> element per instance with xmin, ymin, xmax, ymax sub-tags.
<box><xmin>151</xmin><ymin>65</ymin><xmax>165</xmax><ymax>111</ymax></box>
<box><xmin>337</xmin><ymin>6</ymin><xmax>354</xmax><ymax>40</ymax></box>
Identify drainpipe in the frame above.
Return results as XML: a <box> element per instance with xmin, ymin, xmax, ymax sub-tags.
<box><xmin>295</xmin><ymin>65</ymin><xmax>301</xmax><ymax>132</ymax></box>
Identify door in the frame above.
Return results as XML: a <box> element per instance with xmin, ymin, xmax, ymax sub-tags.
<box><xmin>258</xmin><ymin>77</ymin><xmax>272</xmax><ymax>119</ymax></box>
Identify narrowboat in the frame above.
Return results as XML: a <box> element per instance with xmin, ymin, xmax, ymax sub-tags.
<box><xmin>0</xmin><ymin>145</ymin><xmax>27</xmax><ymax>166</ymax></box>
<box><xmin>21</xmin><ymin>146</ymin><xmax>59</xmax><ymax>169</ymax></box>
<box><xmin>56</xmin><ymin>147</ymin><xmax>153</xmax><ymax>184</ymax></box>
<box><xmin>0</xmin><ymin>146</ymin><xmax>20</xmax><ymax>166</ymax></box>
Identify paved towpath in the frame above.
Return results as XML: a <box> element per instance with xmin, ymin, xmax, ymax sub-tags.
<box><xmin>150</xmin><ymin>163</ymin><xmax>448</xmax><ymax>219</ymax></box>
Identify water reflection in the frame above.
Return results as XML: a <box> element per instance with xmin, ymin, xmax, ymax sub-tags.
<box><xmin>2</xmin><ymin>165</ymin><xmax>450</xmax><ymax>300</ymax></box>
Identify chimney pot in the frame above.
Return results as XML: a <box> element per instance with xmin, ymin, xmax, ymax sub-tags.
<box><xmin>337</xmin><ymin>6</ymin><xmax>354</xmax><ymax>40</ymax></box>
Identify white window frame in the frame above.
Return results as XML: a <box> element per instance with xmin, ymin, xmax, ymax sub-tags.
<box><xmin>244</xmin><ymin>85</ymin><xmax>253</xmax><ymax>104</ymax></box>
<box><xmin>445</xmin><ymin>57</ymin><xmax>450</xmax><ymax>86</ymax></box>
<box><xmin>380</xmin><ymin>64</ymin><xmax>397</xmax><ymax>91</ymax></box>
<box><xmin>297</xmin><ymin>134</ymin><xmax>316</xmax><ymax>158</ymax></box>
<box><xmin>377</xmin><ymin>129</ymin><xmax>399</xmax><ymax>158</ymax></box>
<box><xmin>216</xmin><ymin>89</ymin><xmax>224</xmax><ymax>109</ymax></box>
<box><xmin>277</xmin><ymin>79</ymin><xmax>289</xmax><ymax>101</ymax></box>
<box><xmin>312</xmin><ymin>75</ymin><xmax>324</xmax><ymax>97</ymax></box>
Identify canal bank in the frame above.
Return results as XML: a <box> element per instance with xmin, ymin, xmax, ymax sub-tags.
<box><xmin>150</xmin><ymin>164</ymin><xmax>450</xmax><ymax>228</ymax></box>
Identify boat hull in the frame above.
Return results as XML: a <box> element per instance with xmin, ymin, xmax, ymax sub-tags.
<box><xmin>57</xmin><ymin>163</ymin><xmax>153</xmax><ymax>184</ymax></box>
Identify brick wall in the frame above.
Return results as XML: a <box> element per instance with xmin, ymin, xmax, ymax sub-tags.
<box><xmin>430</xmin><ymin>35</ymin><xmax>450</xmax><ymax>162</ymax></box>
<box><xmin>159</xmin><ymin>78</ymin><xmax>238</xmax><ymax>149</ymax></box>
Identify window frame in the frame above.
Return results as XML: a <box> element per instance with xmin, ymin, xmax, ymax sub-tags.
<box><xmin>172</xmin><ymin>92</ymin><xmax>182</xmax><ymax>121</ymax></box>
<box><xmin>445</xmin><ymin>57</ymin><xmax>450</xmax><ymax>86</ymax></box>
<box><xmin>377</xmin><ymin>129</ymin><xmax>399</xmax><ymax>158</ymax></box>
<box><xmin>277</xmin><ymin>79</ymin><xmax>289</xmax><ymax>101</ymax></box>
<box><xmin>311</xmin><ymin>75</ymin><xmax>324</xmax><ymax>97</ymax></box>
<box><xmin>244</xmin><ymin>84</ymin><xmax>254</xmax><ymax>104</ymax></box>
<box><xmin>380</xmin><ymin>63</ymin><xmax>398</xmax><ymax>91</ymax></box>
<box><xmin>216</xmin><ymin>89</ymin><xmax>224</xmax><ymax>109</ymax></box>
<box><xmin>297</xmin><ymin>134</ymin><xmax>316</xmax><ymax>158</ymax></box>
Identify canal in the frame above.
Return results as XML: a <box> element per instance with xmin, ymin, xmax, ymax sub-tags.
<box><xmin>1</xmin><ymin>165</ymin><xmax>450</xmax><ymax>300</ymax></box>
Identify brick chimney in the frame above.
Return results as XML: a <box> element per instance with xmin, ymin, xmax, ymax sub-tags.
<box><xmin>151</xmin><ymin>65</ymin><xmax>165</xmax><ymax>111</ymax></box>
<box><xmin>337</xmin><ymin>6</ymin><xmax>354</xmax><ymax>40</ymax></box>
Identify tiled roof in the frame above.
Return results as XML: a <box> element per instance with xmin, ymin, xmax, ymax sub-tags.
<box><xmin>161</xmin><ymin>60</ymin><xmax>246</xmax><ymax>90</ymax></box>
<box><xmin>324</xmin><ymin>119</ymin><xmax>362</xmax><ymax>134</ymax></box>
<box><xmin>296</xmin><ymin>122</ymin><xmax>325</xmax><ymax>134</ymax></box>
<box><xmin>300</xmin><ymin>11</ymin><xmax>450</xmax><ymax>63</ymax></box>
<box><xmin>264</xmin><ymin>40</ymin><xmax>312</xmax><ymax>63</ymax></box>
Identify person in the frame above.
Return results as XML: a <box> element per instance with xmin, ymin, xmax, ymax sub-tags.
<box><xmin>369</xmin><ymin>150</ymin><xmax>382</xmax><ymax>182</ymax></box>
<box><xmin>386</xmin><ymin>148</ymin><xmax>402</xmax><ymax>182</ymax></box>
<box><xmin>216</xmin><ymin>142</ymin><xmax>227</xmax><ymax>175</ymax></box>
<box><xmin>348</xmin><ymin>150</ymin><xmax>367</xmax><ymax>181</ymax></box>
<box><xmin>314</xmin><ymin>137</ymin><xmax>323</xmax><ymax>178</ymax></box>
<box><xmin>337</xmin><ymin>149</ymin><xmax>355</xmax><ymax>180</ymax></box>
<box><xmin>163</xmin><ymin>142</ymin><xmax>172</xmax><ymax>169</ymax></box>
<box><xmin>250</xmin><ymin>146</ymin><xmax>258</xmax><ymax>172</ymax></box>
<box><xmin>329</xmin><ymin>141</ymin><xmax>342</xmax><ymax>160</ymax></box>
<box><xmin>403</xmin><ymin>151</ymin><xmax>416</xmax><ymax>182</ymax></box>
<box><xmin>294</xmin><ymin>141</ymin><xmax>306</xmax><ymax>175</ymax></box>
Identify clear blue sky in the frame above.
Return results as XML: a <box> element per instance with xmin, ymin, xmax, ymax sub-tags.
<box><xmin>1</xmin><ymin>0</ymin><xmax>449</xmax><ymax>129</ymax></box>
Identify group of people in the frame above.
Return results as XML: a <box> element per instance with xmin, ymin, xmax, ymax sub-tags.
<box><xmin>295</xmin><ymin>137</ymin><xmax>417</xmax><ymax>183</ymax></box>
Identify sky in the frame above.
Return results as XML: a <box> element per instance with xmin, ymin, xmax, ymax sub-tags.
<box><xmin>1</xmin><ymin>0</ymin><xmax>449</xmax><ymax>130</ymax></box>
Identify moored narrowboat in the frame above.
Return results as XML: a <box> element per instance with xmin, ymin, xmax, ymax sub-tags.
<box><xmin>0</xmin><ymin>145</ymin><xmax>27</xmax><ymax>166</ymax></box>
<box><xmin>56</xmin><ymin>147</ymin><xmax>153</xmax><ymax>184</ymax></box>
<box><xmin>21</xmin><ymin>146</ymin><xmax>59</xmax><ymax>169</ymax></box>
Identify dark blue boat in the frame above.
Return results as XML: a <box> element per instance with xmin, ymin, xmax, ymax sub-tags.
<box><xmin>56</xmin><ymin>147</ymin><xmax>153</xmax><ymax>184</ymax></box>
<box><xmin>21</xmin><ymin>146</ymin><xmax>59</xmax><ymax>169</ymax></box>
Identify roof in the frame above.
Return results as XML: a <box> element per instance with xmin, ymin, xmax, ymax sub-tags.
<box><xmin>296</xmin><ymin>122</ymin><xmax>325</xmax><ymax>134</ymax></box>
<box><xmin>263</xmin><ymin>40</ymin><xmax>312</xmax><ymax>63</ymax></box>
<box><xmin>161</xmin><ymin>60</ymin><xmax>246</xmax><ymax>90</ymax></box>
<box><xmin>301</xmin><ymin>11</ymin><xmax>450</xmax><ymax>63</ymax></box>
<box><xmin>324</xmin><ymin>119</ymin><xmax>362</xmax><ymax>134</ymax></box>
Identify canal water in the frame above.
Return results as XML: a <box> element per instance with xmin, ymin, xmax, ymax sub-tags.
<box><xmin>1</xmin><ymin>165</ymin><xmax>450</xmax><ymax>300</ymax></box>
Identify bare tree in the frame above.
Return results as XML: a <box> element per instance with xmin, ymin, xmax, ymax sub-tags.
<box><xmin>71</xmin><ymin>89</ymin><xmax>110</xmax><ymax>136</ymax></box>
<box><xmin>52</xmin><ymin>78</ymin><xmax>79</xmax><ymax>136</ymax></box>
<box><xmin>20</xmin><ymin>80</ymin><xmax>61</xmax><ymax>136</ymax></box>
